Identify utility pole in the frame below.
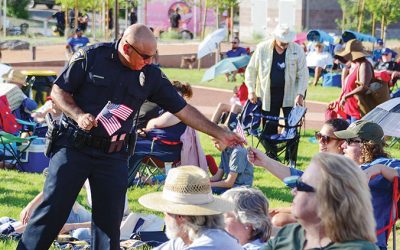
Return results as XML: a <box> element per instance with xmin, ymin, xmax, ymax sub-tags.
<box><xmin>114</xmin><ymin>0</ymin><xmax>119</xmax><ymax>40</ymax></box>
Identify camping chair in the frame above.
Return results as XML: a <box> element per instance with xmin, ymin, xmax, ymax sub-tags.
<box><xmin>376</xmin><ymin>176</ymin><xmax>399</xmax><ymax>250</ymax></box>
<box><xmin>237</xmin><ymin>99</ymin><xmax>262</xmax><ymax>146</ymax></box>
<box><xmin>254</xmin><ymin>106</ymin><xmax>307</xmax><ymax>167</ymax></box>
<box><xmin>0</xmin><ymin>131</ymin><xmax>37</xmax><ymax>168</ymax></box>
<box><xmin>128</xmin><ymin>130</ymin><xmax>182</xmax><ymax>188</ymax></box>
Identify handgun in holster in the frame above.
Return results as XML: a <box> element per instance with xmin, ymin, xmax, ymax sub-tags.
<box><xmin>44</xmin><ymin>113</ymin><xmax>60</xmax><ymax>158</ymax></box>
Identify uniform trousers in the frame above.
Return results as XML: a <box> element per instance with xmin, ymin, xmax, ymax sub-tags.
<box><xmin>17</xmin><ymin>142</ymin><xmax>128</xmax><ymax>250</ymax></box>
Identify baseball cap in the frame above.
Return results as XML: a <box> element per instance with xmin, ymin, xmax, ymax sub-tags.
<box><xmin>377</xmin><ymin>38</ymin><xmax>384</xmax><ymax>45</ymax></box>
<box><xmin>381</xmin><ymin>48</ymin><xmax>392</xmax><ymax>55</ymax></box>
<box><xmin>334</xmin><ymin>120</ymin><xmax>384</xmax><ymax>144</ymax></box>
<box><xmin>75</xmin><ymin>28</ymin><xmax>83</xmax><ymax>33</ymax></box>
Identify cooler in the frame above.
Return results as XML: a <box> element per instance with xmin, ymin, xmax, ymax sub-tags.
<box><xmin>322</xmin><ymin>73</ymin><xmax>342</xmax><ymax>88</ymax></box>
<box><xmin>17</xmin><ymin>137</ymin><xmax>49</xmax><ymax>173</ymax></box>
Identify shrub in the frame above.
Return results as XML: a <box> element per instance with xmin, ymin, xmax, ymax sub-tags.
<box><xmin>8</xmin><ymin>0</ymin><xmax>30</xmax><ymax>19</ymax></box>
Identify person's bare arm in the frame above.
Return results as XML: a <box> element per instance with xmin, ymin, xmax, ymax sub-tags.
<box><xmin>51</xmin><ymin>84</ymin><xmax>97</xmax><ymax>130</ymax></box>
<box><xmin>344</xmin><ymin>62</ymin><xmax>372</xmax><ymax>98</ymax></box>
<box><xmin>210</xmin><ymin>168</ymin><xmax>224</xmax><ymax>182</ymax></box>
<box><xmin>60</xmin><ymin>222</ymin><xmax>91</xmax><ymax>234</ymax></box>
<box><xmin>20</xmin><ymin>192</ymin><xmax>44</xmax><ymax>225</ymax></box>
<box><xmin>174</xmin><ymin>104</ymin><xmax>245</xmax><ymax>147</ymax></box>
<box><xmin>364</xmin><ymin>164</ymin><xmax>399</xmax><ymax>182</ymax></box>
<box><xmin>210</xmin><ymin>172</ymin><xmax>238</xmax><ymax>188</ymax></box>
<box><xmin>146</xmin><ymin>112</ymin><xmax>180</xmax><ymax>130</ymax></box>
<box><xmin>247</xmin><ymin>147</ymin><xmax>291</xmax><ymax>180</ymax></box>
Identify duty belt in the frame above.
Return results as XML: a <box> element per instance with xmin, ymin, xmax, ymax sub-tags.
<box><xmin>60</xmin><ymin>119</ymin><xmax>129</xmax><ymax>153</ymax></box>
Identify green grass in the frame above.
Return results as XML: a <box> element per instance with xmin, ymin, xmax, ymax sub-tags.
<box><xmin>1</xmin><ymin>130</ymin><xmax>399</xmax><ymax>248</ymax></box>
<box><xmin>161</xmin><ymin>68</ymin><xmax>341</xmax><ymax>103</ymax></box>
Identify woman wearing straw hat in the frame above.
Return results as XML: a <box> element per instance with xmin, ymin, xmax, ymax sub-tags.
<box><xmin>139</xmin><ymin>165</ymin><xmax>243</xmax><ymax>250</ymax></box>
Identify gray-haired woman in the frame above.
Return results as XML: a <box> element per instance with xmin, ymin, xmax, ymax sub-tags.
<box><xmin>222</xmin><ymin>186</ymin><xmax>272</xmax><ymax>250</ymax></box>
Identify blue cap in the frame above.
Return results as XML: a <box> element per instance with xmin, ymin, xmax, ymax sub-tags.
<box><xmin>377</xmin><ymin>38</ymin><xmax>384</xmax><ymax>45</ymax></box>
<box><xmin>381</xmin><ymin>48</ymin><xmax>392</xmax><ymax>55</ymax></box>
<box><xmin>75</xmin><ymin>28</ymin><xmax>83</xmax><ymax>33</ymax></box>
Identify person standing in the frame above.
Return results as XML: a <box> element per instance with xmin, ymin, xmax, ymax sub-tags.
<box><xmin>169</xmin><ymin>8</ymin><xmax>181</xmax><ymax>31</ymax></box>
<box><xmin>47</xmin><ymin>11</ymin><xmax>65</xmax><ymax>36</ymax></box>
<box><xmin>245</xmin><ymin>24</ymin><xmax>308</xmax><ymax>160</ymax></box>
<box><xmin>129</xmin><ymin>8</ymin><xmax>137</xmax><ymax>25</ymax></box>
<box><xmin>17</xmin><ymin>24</ymin><xmax>244</xmax><ymax>250</ymax></box>
<box><xmin>66</xmin><ymin>28</ymin><xmax>90</xmax><ymax>55</ymax></box>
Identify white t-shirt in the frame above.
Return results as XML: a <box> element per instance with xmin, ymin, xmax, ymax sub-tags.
<box><xmin>306</xmin><ymin>51</ymin><xmax>333</xmax><ymax>68</ymax></box>
<box><xmin>154</xmin><ymin>229</ymin><xmax>243</xmax><ymax>250</ymax></box>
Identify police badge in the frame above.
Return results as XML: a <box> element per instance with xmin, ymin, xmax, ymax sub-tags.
<box><xmin>139</xmin><ymin>72</ymin><xmax>145</xmax><ymax>86</ymax></box>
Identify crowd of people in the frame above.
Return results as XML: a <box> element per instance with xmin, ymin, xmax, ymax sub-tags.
<box><xmin>1</xmin><ymin>16</ymin><xmax>400</xmax><ymax>250</ymax></box>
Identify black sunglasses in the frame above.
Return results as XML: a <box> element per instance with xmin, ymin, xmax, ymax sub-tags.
<box><xmin>284</xmin><ymin>176</ymin><xmax>315</xmax><ymax>192</ymax></box>
<box><xmin>345</xmin><ymin>138</ymin><xmax>363</xmax><ymax>145</ymax></box>
<box><xmin>315</xmin><ymin>132</ymin><xmax>339</xmax><ymax>144</ymax></box>
<box><xmin>125</xmin><ymin>40</ymin><xmax>154</xmax><ymax>60</ymax></box>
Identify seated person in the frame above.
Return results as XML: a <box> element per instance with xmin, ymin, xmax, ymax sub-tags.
<box><xmin>225</xmin><ymin>37</ymin><xmax>249</xmax><ymax>82</ymax></box>
<box><xmin>138</xmin><ymin>166</ymin><xmax>243</xmax><ymax>250</ymax></box>
<box><xmin>129</xmin><ymin>81</ymin><xmax>193</xmax><ymax>168</ymax></box>
<box><xmin>66</xmin><ymin>28</ymin><xmax>90</xmax><ymax>57</ymax></box>
<box><xmin>264</xmin><ymin>153</ymin><xmax>378</xmax><ymax>249</ymax></box>
<box><xmin>306</xmin><ymin>42</ymin><xmax>333</xmax><ymax>86</ymax></box>
<box><xmin>372</xmin><ymin>38</ymin><xmax>385</xmax><ymax>62</ymax></box>
<box><xmin>210</xmin><ymin>125</ymin><xmax>253</xmax><ymax>194</ymax></box>
<box><xmin>31</xmin><ymin>96</ymin><xmax>62</xmax><ymax>124</ymax></box>
<box><xmin>374</xmin><ymin>48</ymin><xmax>400</xmax><ymax>84</ymax></box>
<box><xmin>222</xmin><ymin>187</ymin><xmax>272</xmax><ymax>249</ymax></box>
<box><xmin>212</xmin><ymin>86</ymin><xmax>243</xmax><ymax>131</ymax></box>
<box><xmin>135</xmin><ymin>100</ymin><xmax>163</xmax><ymax>130</ymax></box>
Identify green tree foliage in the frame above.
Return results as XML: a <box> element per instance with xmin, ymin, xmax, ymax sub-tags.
<box><xmin>7</xmin><ymin>0</ymin><xmax>30</xmax><ymax>19</ymax></box>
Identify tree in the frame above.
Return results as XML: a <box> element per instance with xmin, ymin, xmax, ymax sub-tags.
<box><xmin>7</xmin><ymin>0</ymin><xmax>30</xmax><ymax>19</ymax></box>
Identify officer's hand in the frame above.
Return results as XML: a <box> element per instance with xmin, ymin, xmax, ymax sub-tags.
<box><xmin>248</xmin><ymin>92</ymin><xmax>258</xmax><ymax>104</ymax></box>
<box><xmin>219</xmin><ymin>130</ymin><xmax>246</xmax><ymax>147</ymax></box>
<box><xmin>77</xmin><ymin>113</ymin><xmax>98</xmax><ymax>131</ymax></box>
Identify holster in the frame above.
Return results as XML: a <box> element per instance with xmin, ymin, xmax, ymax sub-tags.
<box><xmin>44</xmin><ymin>113</ymin><xmax>60</xmax><ymax>158</ymax></box>
<box><xmin>127</xmin><ymin>132</ymin><xmax>137</xmax><ymax>156</ymax></box>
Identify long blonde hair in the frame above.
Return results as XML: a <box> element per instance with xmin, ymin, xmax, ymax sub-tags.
<box><xmin>313</xmin><ymin>153</ymin><xmax>376</xmax><ymax>243</ymax></box>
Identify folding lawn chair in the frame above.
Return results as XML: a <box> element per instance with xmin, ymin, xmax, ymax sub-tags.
<box><xmin>127</xmin><ymin>129</ymin><xmax>182</xmax><ymax>188</ymax></box>
<box><xmin>0</xmin><ymin>131</ymin><xmax>37</xmax><ymax>168</ymax></box>
<box><xmin>254</xmin><ymin>106</ymin><xmax>307</xmax><ymax>167</ymax></box>
<box><xmin>237</xmin><ymin>99</ymin><xmax>262</xmax><ymax>146</ymax></box>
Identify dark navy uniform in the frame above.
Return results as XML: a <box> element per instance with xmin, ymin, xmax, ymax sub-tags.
<box><xmin>18</xmin><ymin>41</ymin><xmax>186</xmax><ymax>250</ymax></box>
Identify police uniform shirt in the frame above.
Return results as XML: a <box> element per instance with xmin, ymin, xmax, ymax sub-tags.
<box><xmin>54</xmin><ymin>40</ymin><xmax>187</xmax><ymax>138</ymax></box>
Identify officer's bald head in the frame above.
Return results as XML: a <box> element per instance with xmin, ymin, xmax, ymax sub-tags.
<box><xmin>123</xmin><ymin>24</ymin><xmax>156</xmax><ymax>49</ymax></box>
<box><xmin>119</xmin><ymin>24</ymin><xmax>157</xmax><ymax>70</ymax></box>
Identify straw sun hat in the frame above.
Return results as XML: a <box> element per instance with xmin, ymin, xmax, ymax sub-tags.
<box><xmin>139</xmin><ymin>165</ymin><xmax>234</xmax><ymax>216</ymax></box>
<box><xmin>335</xmin><ymin>39</ymin><xmax>369</xmax><ymax>61</ymax></box>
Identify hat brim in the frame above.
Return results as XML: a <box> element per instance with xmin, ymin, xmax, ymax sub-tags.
<box><xmin>334</xmin><ymin>130</ymin><xmax>358</xmax><ymax>139</ymax></box>
<box><xmin>139</xmin><ymin>192</ymin><xmax>234</xmax><ymax>216</ymax></box>
<box><xmin>274</xmin><ymin>32</ymin><xmax>295</xmax><ymax>43</ymax></box>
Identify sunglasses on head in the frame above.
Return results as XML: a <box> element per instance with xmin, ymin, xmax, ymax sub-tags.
<box><xmin>345</xmin><ymin>138</ymin><xmax>363</xmax><ymax>145</ymax></box>
<box><xmin>283</xmin><ymin>176</ymin><xmax>315</xmax><ymax>192</ymax></box>
<box><xmin>125</xmin><ymin>40</ymin><xmax>154</xmax><ymax>60</ymax></box>
<box><xmin>314</xmin><ymin>132</ymin><xmax>338</xmax><ymax>144</ymax></box>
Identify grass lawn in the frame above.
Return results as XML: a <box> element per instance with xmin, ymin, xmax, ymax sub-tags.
<box><xmin>0</xmin><ymin>130</ymin><xmax>399</xmax><ymax>248</ymax></box>
<box><xmin>161</xmin><ymin>68</ymin><xmax>341</xmax><ymax>103</ymax></box>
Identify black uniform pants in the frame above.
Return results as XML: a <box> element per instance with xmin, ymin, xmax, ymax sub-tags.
<box><xmin>17</xmin><ymin>144</ymin><xmax>128</xmax><ymax>250</ymax></box>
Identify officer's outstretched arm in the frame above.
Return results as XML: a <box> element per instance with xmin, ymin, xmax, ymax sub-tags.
<box><xmin>174</xmin><ymin>104</ymin><xmax>245</xmax><ymax>147</ymax></box>
<box><xmin>51</xmin><ymin>84</ymin><xmax>97</xmax><ymax>130</ymax></box>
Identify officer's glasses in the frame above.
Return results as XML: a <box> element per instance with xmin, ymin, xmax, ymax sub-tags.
<box><xmin>125</xmin><ymin>40</ymin><xmax>154</xmax><ymax>60</ymax></box>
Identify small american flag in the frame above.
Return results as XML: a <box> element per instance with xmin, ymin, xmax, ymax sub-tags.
<box><xmin>235</xmin><ymin>122</ymin><xmax>248</xmax><ymax>144</ymax></box>
<box><xmin>96</xmin><ymin>102</ymin><xmax>133</xmax><ymax>136</ymax></box>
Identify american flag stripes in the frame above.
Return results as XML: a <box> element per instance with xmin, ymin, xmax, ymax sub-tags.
<box><xmin>96</xmin><ymin>102</ymin><xmax>133</xmax><ymax>136</ymax></box>
<box><xmin>235</xmin><ymin>122</ymin><xmax>248</xmax><ymax>144</ymax></box>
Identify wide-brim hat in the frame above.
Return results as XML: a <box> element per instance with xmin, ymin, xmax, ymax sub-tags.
<box><xmin>5</xmin><ymin>69</ymin><xmax>26</xmax><ymax>86</ymax></box>
<box><xmin>334</xmin><ymin>120</ymin><xmax>384</xmax><ymax>144</ymax></box>
<box><xmin>335</xmin><ymin>39</ymin><xmax>369</xmax><ymax>61</ymax></box>
<box><xmin>273</xmin><ymin>24</ymin><xmax>295</xmax><ymax>43</ymax></box>
<box><xmin>139</xmin><ymin>166</ymin><xmax>234</xmax><ymax>216</ymax></box>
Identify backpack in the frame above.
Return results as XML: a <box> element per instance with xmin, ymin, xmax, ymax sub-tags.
<box><xmin>0</xmin><ymin>95</ymin><xmax>21</xmax><ymax>134</ymax></box>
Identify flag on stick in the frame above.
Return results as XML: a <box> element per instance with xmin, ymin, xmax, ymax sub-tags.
<box><xmin>96</xmin><ymin>101</ymin><xmax>133</xmax><ymax>136</ymax></box>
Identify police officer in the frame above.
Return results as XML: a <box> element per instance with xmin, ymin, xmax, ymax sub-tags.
<box><xmin>17</xmin><ymin>24</ymin><xmax>244</xmax><ymax>250</ymax></box>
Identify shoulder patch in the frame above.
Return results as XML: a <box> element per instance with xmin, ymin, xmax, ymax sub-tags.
<box><xmin>69</xmin><ymin>49</ymin><xmax>86</xmax><ymax>65</ymax></box>
<box><xmin>161</xmin><ymin>71</ymin><xmax>169</xmax><ymax>80</ymax></box>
